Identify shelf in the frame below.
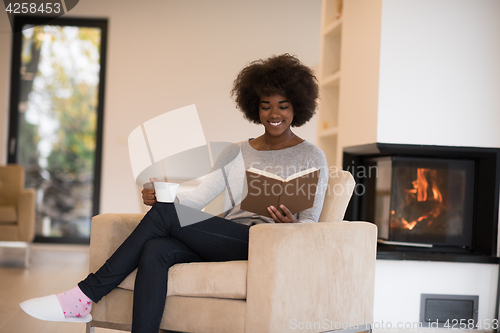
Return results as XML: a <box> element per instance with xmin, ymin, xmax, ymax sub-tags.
<box><xmin>318</xmin><ymin>127</ymin><xmax>338</xmax><ymax>138</ymax></box>
<box><xmin>321</xmin><ymin>22</ymin><xmax>341</xmax><ymax>78</ymax></box>
<box><xmin>322</xmin><ymin>0</ymin><xmax>342</xmax><ymax>29</ymax></box>
<box><xmin>318</xmin><ymin>84</ymin><xmax>338</xmax><ymax>129</ymax></box>
<box><xmin>323</xmin><ymin>18</ymin><xmax>342</xmax><ymax>37</ymax></box>
<box><xmin>318</xmin><ymin>0</ymin><xmax>342</xmax><ymax>169</ymax></box>
<box><xmin>321</xmin><ymin>70</ymin><xmax>340</xmax><ymax>87</ymax></box>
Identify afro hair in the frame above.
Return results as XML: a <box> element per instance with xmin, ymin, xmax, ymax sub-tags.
<box><xmin>231</xmin><ymin>54</ymin><xmax>319</xmax><ymax>127</ymax></box>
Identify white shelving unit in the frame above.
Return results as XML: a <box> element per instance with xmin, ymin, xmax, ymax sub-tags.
<box><xmin>316</xmin><ymin>0</ymin><xmax>343</xmax><ymax>167</ymax></box>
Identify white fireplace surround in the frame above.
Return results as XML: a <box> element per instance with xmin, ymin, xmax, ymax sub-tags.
<box><xmin>336</xmin><ymin>0</ymin><xmax>500</xmax><ymax>328</ymax></box>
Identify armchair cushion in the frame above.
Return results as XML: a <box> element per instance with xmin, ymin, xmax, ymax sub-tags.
<box><xmin>0</xmin><ymin>165</ymin><xmax>35</xmax><ymax>242</ymax></box>
<box><xmin>0</xmin><ymin>206</ymin><xmax>17</xmax><ymax>223</ymax></box>
<box><xmin>118</xmin><ymin>261</ymin><xmax>248</xmax><ymax>300</ymax></box>
<box><xmin>0</xmin><ymin>226</ymin><xmax>18</xmax><ymax>240</ymax></box>
<box><xmin>0</xmin><ymin>165</ymin><xmax>23</xmax><ymax>206</ymax></box>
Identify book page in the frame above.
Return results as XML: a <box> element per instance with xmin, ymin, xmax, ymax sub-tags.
<box><xmin>246</xmin><ymin>167</ymin><xmax>285</xmax><ymax>181</ymax></box>
<box><xmin>284</xmin><ymin>167</ymin><xmax>319</xmax><ymax>181</ymax></box>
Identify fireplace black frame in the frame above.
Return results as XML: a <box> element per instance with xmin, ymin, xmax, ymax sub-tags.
<box><xmin>343</xmin><ymin>143</ymin><xmax>500</xmax><ymax>263</ymax></box>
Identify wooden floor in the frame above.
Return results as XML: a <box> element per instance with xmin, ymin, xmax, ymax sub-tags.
<box><xmin>0</xmin><ymin>243</ymin><xmax>118</xmax><ymax>333</ymax></box>
<box><xmin>1</xmin><ymin>244</ymin><xmax>489</xmax><ymax>333</ymax></box>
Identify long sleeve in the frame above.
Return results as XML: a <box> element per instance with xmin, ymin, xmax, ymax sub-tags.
<box><xmin>176</xmin><ymin>143</ymin><xmax>241</xmax><ymax>210</ymax></box>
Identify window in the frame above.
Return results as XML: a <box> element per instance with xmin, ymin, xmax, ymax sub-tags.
<box><xmin>7</xmin><ymin>16</ymin><xmax>108</xmax><ymax>243</ymax></box>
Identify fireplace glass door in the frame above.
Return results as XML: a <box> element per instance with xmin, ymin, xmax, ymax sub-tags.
<box><xmin>374</xmin><ymin>157</ymin><xmax>475</xmax><ymax>247</ymax></box>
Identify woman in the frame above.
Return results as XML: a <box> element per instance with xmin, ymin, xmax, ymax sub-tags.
<box><xmin>20</xmin><ymin>54</ymin><xmax>329</xmax><ymax>333</ymax></box>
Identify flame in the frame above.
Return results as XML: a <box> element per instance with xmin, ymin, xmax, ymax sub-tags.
<box><xmin>415</xmin><ymin>169</ymin><xmax>428</xmax><ymax>201</ymax></box>
<box><xmin>432</xmin><ymin>186</ymin><xmax>442</xmax><ymax>202</ymax></box>
<box><xmin>401</xmin><ymin>218</ymin><xmax>417</xmax><ymax>230</ymax></box>
<box><xmin>398</xmin><ymin>168</ymin><xmax>445</xmax><ymax>230</ymax></box>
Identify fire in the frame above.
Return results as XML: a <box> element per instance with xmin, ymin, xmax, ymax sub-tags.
<box><xmin>415</xmin><ymin>169</ymin><xmax>428</xmax><ymax>201</ymax></box>
<box><xmin>397</xmin><ymin>168</ymin><xmax>445</xmax><ymax>230</ymax></box>
<box><xmin>401</xmin><ymin>218</ymin><xmax>417</xmax><ymax>230</ymax></box>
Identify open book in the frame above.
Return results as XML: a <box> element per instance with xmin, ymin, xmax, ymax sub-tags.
<box><xmin>240</xmin><ymin>167</ymin><xmax>320</xmax><ymax>218</ymax></box>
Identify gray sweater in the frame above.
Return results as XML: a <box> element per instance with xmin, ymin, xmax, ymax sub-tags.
<box><xmin>176</xmin><ymin>140</ymin><xmax>329</xmax><ymax>225</ymax></box>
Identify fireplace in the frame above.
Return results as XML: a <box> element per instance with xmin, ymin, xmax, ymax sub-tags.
<box><xmin>343</xmin><ymin>143</ymin><xmax>500</xmax><ymax>262</ymax></box>
<box><xmin>370</xmin><ymin>156</ymin><xmax>475</xmax><ymax>248</ymax></box>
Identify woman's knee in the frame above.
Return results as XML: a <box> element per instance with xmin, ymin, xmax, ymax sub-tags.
<box><xmin>139</xmin><ymin>237</ymin><xmax>201</xmax><ymax>269</ymax></box>
<box><xmin>139</xmin><ymin>238</ymin><xmax>182</xmax><ymax>267</ymax></box>
<box><xmin>144</xmin><ymin>203</ymin><xmax>180</xmax><ymax>231</ymax></box>
<box><xmin>152</xmin><ymin>202</ymin><xmax>177</xmax><ymax>215</ymax></box>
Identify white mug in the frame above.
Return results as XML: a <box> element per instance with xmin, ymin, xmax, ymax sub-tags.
<box><xmin>153</xmin><ymin>182</ymin><xmax>179</xmax><ymax>203</ymax></box>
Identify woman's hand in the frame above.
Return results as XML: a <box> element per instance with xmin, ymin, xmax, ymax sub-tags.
<box><xmin>142</xmin><ymin>178</ymin><xmax>158</xmax><ymax>206</ymax></box>
<box><xmin>267</xmin><ymin>205</ymin><xmax>300</xmax><ymax>223</ymax></box>
<box><xmin>141</xmin><ymin>187</ymin><xmax>157</xmax><ymax>206</ymax></box>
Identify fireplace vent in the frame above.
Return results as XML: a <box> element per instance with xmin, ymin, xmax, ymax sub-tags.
<box><xmin>420</xmin><ymin>294</ymin><xmax>478</xmax><ymax>328</ymax></box>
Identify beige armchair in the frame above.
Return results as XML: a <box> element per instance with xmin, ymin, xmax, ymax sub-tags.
<box><xmin>0</xmin><ymin>164</ymin><xmax>36</xmax><ymax>267</ymax></box>
<box><xmin>86</xmin><ymin>170</ymin><xmax>378</xmax><ymax>333</ymax></box>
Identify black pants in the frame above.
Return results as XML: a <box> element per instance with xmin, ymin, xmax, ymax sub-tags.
<box><xmin>78</xmin><ymin>203</ymin><xmax>250</xmax><ymax>333</ymax></box>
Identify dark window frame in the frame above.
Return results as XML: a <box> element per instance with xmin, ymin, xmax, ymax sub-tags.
<box><xmin>7</xmin><ymin>15</ymin><xmax>108</xmax><ymax>244</ymax></box>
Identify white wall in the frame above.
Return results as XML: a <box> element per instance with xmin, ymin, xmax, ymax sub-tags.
<box><xmin>0</xmin><ymin>0</ymin><xmax>322</xmax><ymax>214</ymax></box>
<box><xmin>374</xmin><ymin>261</ymin><xmax>499</xmax><ymax>327</ymax></box>
<box><xmin>377</xmin><ymin>0</ymin><xmax>500</xmax><ymax>148</ymax></box>
<box><xmin>372</xmin><ymin>0</ymin><xmax>500</xmax><ymax>326</ymax></box>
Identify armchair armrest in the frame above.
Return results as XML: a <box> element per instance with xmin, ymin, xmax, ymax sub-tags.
<box><xmin>17</xmin><ymin>188</ymin><xmax>36</xmax><ymax>242</ymax></box>
<box><xmin>318</xmin><ymin>169</ymin><xmax>356</xmax><ymax>222</ymax></box>
<box><xmin>245</xmin><ymin>222</ymin><xmax>377</xmax><ymax>333</ymax></box>
<box><xmin>89</xmin><ymin>213</ymin><xmax>144</xmax><ymax>273</ymax></box>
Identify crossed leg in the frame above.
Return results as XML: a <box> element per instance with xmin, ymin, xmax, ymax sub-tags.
<box><xmin>78</xmin><ymin>202</ymin><xmax>250</xmax><ymax>333</ymax></box>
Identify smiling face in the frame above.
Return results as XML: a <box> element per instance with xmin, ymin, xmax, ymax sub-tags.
<box><xmin>259</xmin><ymin>94</ymin><xmax>294</xmax><ymax>137</ymax></box>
